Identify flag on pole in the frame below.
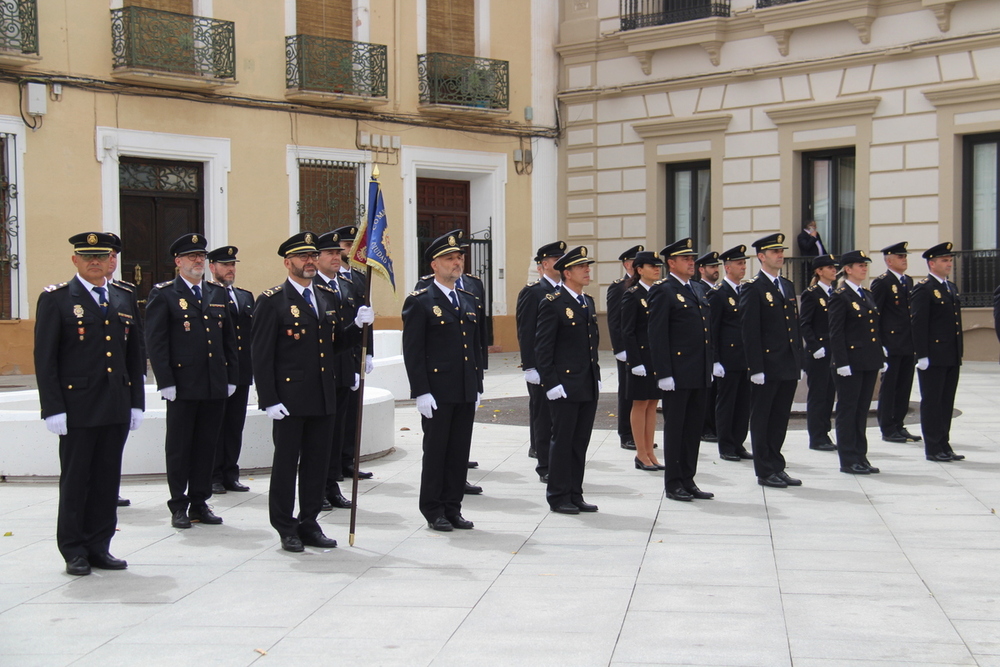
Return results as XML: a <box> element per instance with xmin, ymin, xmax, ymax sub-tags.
<box><xmin>350</xmin><ymin>166</ymin><xmax>395</xmax><ymax>291</ymax></box>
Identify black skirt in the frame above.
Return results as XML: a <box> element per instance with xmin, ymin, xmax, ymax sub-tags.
<box><xmin>627</xmin><ymin>371</ymin><xmax>660</xmax><ymax>401</ymax></box>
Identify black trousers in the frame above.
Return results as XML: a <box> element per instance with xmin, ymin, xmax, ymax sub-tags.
<box><xmin>805</xmin><ymin>356</ymin><xmax>836</xmax><ymax>445</ymax></box>
<box><xmin>616</xmin><ymin>359</ymin><xmax>633</xmax><ymax>444</ymax></box>
<box><xmin>213</xmin><ymin>384</ymin><xmax>250</xmax><ymax>485</ymax></box>
<box><xmin>339</xmin><ymin>382</ymin><xmax>361</xmax><ymax>474</ymax></box>
<box><xmin>546</xmin><ymin>398</ymin><xmax>598</xmax><ymax>508</ymax></box>
<box><xmin>749</xmin><ymin>379</ymin><xmax>797</xmax><ymax>478</ymax></box>
<box><xmin>716</xmin><ymin>371</ymin><xmax>750</xmax><ymax>456</ymax></box>
<box><xmin>878</xmin><ymin>354</ymin><xmax>915</xmax><ymax>436</ymax></box>
<box><xmin>57</xmin><ymin>423</ymin><xmax>128</xmax><ymax>562</ymax></box>
<box><xmin>419</xmin><ymin>402</ymin><xmax>475</xmax><ymax>521</ymax></box>
<box><xmin>270</xmin><ymin>414</ymin><xmax>335</xmax><ymax>538</ymax></box>
<box><xmin>701</xmin><ymin>383</ymin><xmax>717</xmax><ymax>438</ymax></box>
<box><xmin>661</xmin><ymin>387</ymin><xmax>708</xmax><ymax>492</ymax></box>
<box><xmin>165</xmin><ymin>398</ymin><xmax>225</xmax><ymax>514</ymax></box>
<box><xmin>834</xmin><ymin>369</ymin><xmax>878</xmax><ymax>467</ymax></box>
<box><xmin>325</xmin><ymin>385</ymin><xmax>357</xmax><ymax>498</ymax></box>
<box><xmin>527</xmin><ymin>382</ymin><xmax>553</xmax><ymax>475</ymax></box>
<box><xmin>917</xmin><ymin>364</ymin><xmax>960</xmax><ymax>457</ymax></box>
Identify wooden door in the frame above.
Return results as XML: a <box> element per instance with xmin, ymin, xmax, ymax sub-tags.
<box><xmin>416</xmin><ymin>177</ymin><xmax>470</xmax><ymax>278</ymax></box>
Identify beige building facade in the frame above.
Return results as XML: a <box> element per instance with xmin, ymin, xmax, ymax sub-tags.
<box><xmin>557</xmin><ymin>0</ymin><xmax>1000</xmax><ymax>359</ymax></box>
<box><xmin>0</xmin><ymin>0</ymin><xmax>560</xmax><ymax>374</ymax></box>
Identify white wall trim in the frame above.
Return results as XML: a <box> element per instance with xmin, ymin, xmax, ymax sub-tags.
<box><xmin>0</xmin><ymin>115</ymin><xmax>27</xmax><ymax>319</ymax></box>
<box><xmin>476</xmin><ymin>0</ymin><xmax>490</xmax><ymax>57</ymax></box>
<box><xmin>285</xmin><ymin>145</ymin><xmax>372</xmax><ymax>236</ymax></box>
<box><xmin>400</xmin><ymin>145</ymin><xmax>508</xmax><ymax>315</ymax></box>
<box><xmin>417</xmin><ymin>0</ymin><xmax>427</xmax><ymax>53</ymax></box>
<box><xmin>284</xmin><ymin>0</ymin><xmax>296</xmax><ymax>35</ymax></box>
<box><xmin>95</xmin><ymin>127</ymin><xmax>231</xmax><ymax>267</ymax></box>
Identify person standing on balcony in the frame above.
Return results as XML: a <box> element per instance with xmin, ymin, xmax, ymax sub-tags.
<box><xmin>799</xmin><ymin>254</ymin><xmax>838</xmax><ymax>452</ymax></box>
<box><xmin>797</xmin><ymin>221</ymin><xmax>827</xmax><ymax>256</ymax></box>
<box><xmin>607</xmin><ymin>245</ymin><xmax>643</xmax><ymax>451</ymax></box>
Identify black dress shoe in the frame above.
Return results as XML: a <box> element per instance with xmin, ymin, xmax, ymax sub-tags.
<box><xmin>900</xmin><ymin>428</ymin><xmax>922</xmax><ymax>442</ymax></box>
<box><xmin>171</xmin><ymin>509</ymin><xmax>192</xmax><ymax>529</ymax></box>
<box><xmin>665</xmin><ymin>488</ymin><xmax>694</xmax><ymax>501</ymax></box>
<box><xmin>320</xmin><ymin>498</ymin><xmax>333</xmax><ymax>511</ymax></box>
<box><xmin>574</xmin><ymin>501</ymin><xmax>599</xmax><ymax>512</ymax></box>
<box><xmin>620</xmin><ymin>440</ymin><xmax>637</xmax><ymax>450</ymax></box>
<box><xmin>335</xmin><ymin>473</ymin><xmax>345</xmax><ymax>482</ymax></box>
<box><xmin>117</xmin><ymin>496</ymin><xmax>131</xmax><ymax>507</ymax></box>
<box><xmin>777</xmin><ymin>471</ymin><xmax>802</xmax><ymax>486</ymax></box>
<box><xmin>464</xmin><ymin>482</ymin><xmax>483</xmax><ymax>495</ymax></box>
<box><xmin>225</xmin><ymin>481</ymin><xmax>250</xmax><ymax>492</ymax></box>
<box><xmin>188</xmin><ymin>506</ymin><xmax>223</xmax><ymax>525</ymax></box>
<box><xmin>89</xmin><ymin>553</ymin><xmax>127</xmax><ymax>570</ymax></box>
<box><xmin>865</xmin><ymin>464</ymin><xmax>881</xmax><ymax>474</ymax></box>
<box><xmin>428</xmin><ymin>516</ymin><xmax>454</xmax><ymax>531</ymax></box>
<box><xmin>634</xmin><ymin>457</ymin><xmax>659</xmax><ymax>471</ymax></box>
<box><xmin>345</xmin><ymin>467</ymin><xmax>374</xmax><ymax>479</ymax></box>
<box><xmin>720</xmin><ymin>452</ymin><xmax>741</xmax><ymax>462</ymax></box>
<box><xmin>882</xmin><ymin>432</ymin><xmax>908</xmax><ymax>443</ymax></box>
<box><xmin>539</xmin><ymin>473</ymin><xmax>549</xmax><ymax>483</ymax></box>
<box><xmin>947</xmin><ymin>452</ymin><xmax>965</xmax><ymax>461</ymax></box>
<box><xmin>467</xmin><ymin>461</ymin><xmax>479</xmax><ymax>469</ymax></box>
<box><xmin>927</xmin><ymin>452</ymin><xmax>953</xmax><ymax>462</ymax></box>
<box><xmin>701</xmin><ymin>433</ymin><xmax>718</xmax><ymax>443</ymax></box>
<box><xmin>447</xmin><ymin>515</ymin><xmax>474</xmax><ymax>529</ymax></box>
<box><xmin>653</xmin><ymin>442</ymin><xmax>660</xmax><ymax>449</ymax></box>
<box><xmin>327</xmin><ymin>494</ymin><xmax>354</xmax><ymax>509</ymax></box>
<box><xmin>281</xmin><ymin>535</ymin><xmax>304</xmax><ymax>552</ymax></box>
<box><xmin>528</xmin><ymin>447</ymin><xmax>537</xmax><ymax>458</ymax></box>
<box><xmin>211</xmin><ymin>482</ymin><xmax>227</xmax><ymax>495</ymax></box>
<box><xmin>66</xmin><ymin>556</ymin><xmax>91</xmax><ymax>576</ymax></box>
<box><xmin>840</xmin><ymin>463</ymin><xmax>871</xmax><ymax>475</ymax></box>
<box><xmin>300</xmin><ymin>531</ymin><xmax>337</xmax><ymax>548</ymax></box>
<box><xmin>809</xmin><ymin>442</ymin><xmax>837</xmax><ymax>451</ymax></box>
<box><xmin>757</xmin><ymin>474</ymin><xmax>788</xmax><ymax>488</ymax></box>
<box><xmin>551</xmin><ymin>503</ymin><xmax>580</xmax><ymax>514</ymax></box>
<box><xmin>685</xmin><ymin>486</ymin><xmax>714</xmax><ymax>499</ymax></box>
<box><xmin>737</xmin><ymin>449</ymin><xmax>753</xmax><ymax>460</ymax></box>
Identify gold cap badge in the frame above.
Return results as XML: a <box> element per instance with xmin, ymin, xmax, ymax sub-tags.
<box><xmin>448</xmin><ymin>235</ymin><xmax>456</xmax><ymax>247</ymax></box>
<box><xmin>87</xmin><ymin>234</ymin><xmax>97</xmax><ymax>245</ymax></box>
<box><xmin>228</xmin><ymin>247</ymin><xmax>234</xmax><ymax>256</ymax></box>
<box><xmin>191</xmin><ymin>235</ymin><xmax>198</xmax><ymax>243</ymax></box>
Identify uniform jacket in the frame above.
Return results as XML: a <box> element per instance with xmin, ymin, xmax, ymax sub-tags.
<box><xmin>402</xmin><ymin>285</ymin><xmax>483</xmax><ymax>403</ymax></box>
<box><xmin>799</xmin><ymin>283</ymin><xmax>833</xmax><ymax>355</ymax></box>
<box><xmin>870</xmin><ymin>271</ymin><xmax>914</xmax><ymax>356</ymax></box>
<box><xmin>213</xmin><ymin>282</ymin><xmax>254</xmax><ymax>386</ymax></box>
<box><xmin>707</xmin><ymin>280</ymin><xmax>747</xmax><ymax>372</ymax></box>
<box><xmin>145</xmin><ymin>276</ymin><xmax>238</xmax><ymax>400</ymax></box>
<box><xmin>911</xmin><ymin>276</ymin><xmax>963</xmax><ymax>367</ymax></box>
<box><xmin>740</xmin><ymin>271</ymin><xmax>803</xmax><ymax>380</ymax></box>
<box><xmin>829</xmin><ymin>284</ymin><xmax>885</xmax><ymax>372</ymax></box>
<box><xmin>647</xmin><ymin>275</ymin><xmax>712</xmax><ymax>389</ymax></box>
<box><xmin>535</xmin><ymin>289</ymin><xmax>601</xmax><ymax>402</ymax></box>
<box><xmin>516</xmin><ymin>277</ymin><xmax>558</xmax><ymax>371</ymax></box>
<box><xmin>252</xmin><ymin>280</ymin><xmax>355</xmax><ymax>416</ymax></box>
<box><xmin>605</xmin><ymin>276</ymin><xmax>629</xmax><ymax>355</ymax></box>
<box><xmin>314</xmin><ymin>273</ymin><xmax>364</xmax><ymax>389</ymax></box>
<box><xmin>34</xmin><ymin>278</ymin><xmax>145</xmax><ymax>426</ymax></box>
<box><xmin>620</xmin><ymin>282</ymin><xmax>653</xmax><ymax>372</ymax></box>
<box><xmin>797</xmin><ymin>230</ymin><xmax>826</xmax><ymax>256</ymax></box>
<box><xmin>417</xmin><ymin>272</ymin><xmax>488</xmax><ymax>369</ymax></box>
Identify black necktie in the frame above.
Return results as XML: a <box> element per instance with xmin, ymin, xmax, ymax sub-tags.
<box><xmin>93</xmin><ymin>286</ymin><xmax>108</xmax><ymax>315</ymax></box>
<box><xmin>192</xmin><ymin>284</ymin><xmax>202</xmax><ymax>301</ymax></box>
<box><xmin>450</xmin><ymin>290</ymin><xmax>460</xmax><ymax>309</ymax></box>
<box><xmin>773</xmin><ymin>278</ymin><xmax>782</xmax><ymax>299</ymax></box>
<box><xmin>303</xmin><ymin>287</ymin><xmax>316</xmax><ymax>315</ymax></box>
<box><xmin>685</xmin><ymin>283</ymin><xmax>697</xmax><ymax>299</ymax></box>
<box><xmin>577</xmin><ymin>294</ymin><xmax>587</xmax><ymax>308</ymax></box>
<box><xmin>328</xmin><ymin>279</ymin><xmax>340</xmax><ymax>301</ymax></box>
<box><xmin>228</xmin><ymin>288</ymin><xmax>238</xmax><ymax>315</ymax></box>
<box><xmin>456</xmin><ymin>276</ymin><xmax>464</xmax><ymax>291</ymax></box>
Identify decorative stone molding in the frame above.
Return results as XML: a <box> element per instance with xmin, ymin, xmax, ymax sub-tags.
<box><xmin>922</xmin><ymin>0</ymin><xmax>956</xmax><ymax>32</ymax></box>
<box><xmin>632</xmin><ymin>113</ymin><xmax>733</xmax><ymax>138</ymax></box>
<box><xmin>756</xmin><ymin>0</ymin><xmax>878</xmax><ymax>54</ymax></box>
<box><xmin>923</xmin><ymin>80</ymin><xmax>1000</xmax><ymax>107</ymax></box>
<box><xmin>765</xmin><ymin>96</ymin><xmax>881</xmax><ymax>125</ymax></box>
<box><xmin>617</xmin><ymin>17</ymin><xmax>728</xmax><ymax>72</ymax></box>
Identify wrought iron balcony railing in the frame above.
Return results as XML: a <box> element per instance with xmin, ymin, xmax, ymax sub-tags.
<box><xmin>111</xmin><ymin>6</ymin><xmax>235</xmax><ymax>80</ymax></box>
<box><xmin>286</xmin><ymin>35</ymin><xmax>387</xmax><ymax>98</ymax></box>
<box><xmin>418</xmin><ymin>53</ymin><xmax>509</xmax><ymax>111</ymax></box>
<box><xmin>0</xmin><ymin>0</ymin><xmax>38</xmax><ymax>54</ymax></box>
<box><xmin>952</xmin><ymin>249</ymin><xmax>1000</xmax><ymax>308</ymax></box>
<box><xmin>620</xmin><ymin>0</ymin><xmax>731</xmax><ymax>30</ymax></box>
<box><xmin>756</xmin><ymin>0</ymin><xmax>810</xmax><ymax>7</ymax></box>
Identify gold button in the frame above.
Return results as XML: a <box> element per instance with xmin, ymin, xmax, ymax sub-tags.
<box><xmin>208</xmin><ymin>353</ymin><xmax>213</xmax><ymax>358</ymax></box>
<box><xmin>106</xmin><ymin>352</ymin><xmax>112</xmax><ymax>357</ymax></box>
<box><xmin>319</xmin><ymin>339</ymin><xmax>323</xmax><ymax>344</ymax></box>
<box><xmin>237</xmin><ymin>335</ymin><xmax>242</xmax><ymax>340</ymax></box>
<box><xmin>208</xmin><ymin>340</ymin><xmax>212</xmax><ymax>344</ymax></box>
<box><xmin>107</xmin><ymin>367</ymin><xmax>112</xmax><ymax>372</ymax></box>
<box><xmin>204</xmin><ymin>315</ymin><xmax>209</xmax><ymax>320</ymax></box>
<box><xmin>872</xmin><ymin>338</ymin><xmax>876</xmax><ymax>342</ymax></box>
<box><xmin>320</xmin><ymin>353</ymin><xmax>324</xmax><ymax>358</ymax></box>
<box><xmin>238</xmin><ymin>346</ymin><xmax>242</xmax><ymax>351</ymax></box>
<box><xmin>105</xmin><ymin>320</ymin><xmax>110</xmax><ymax>325</ymax></box>
<box><xmin>67</xmin><ymin>385</ymin><xmax>73</xmax><ymax>389</ymax></box>
<box><xmin>286</xmin><ymin>378</ymin><xmax>291</xmax><ymax>382</ymax></box>
<box><xmin>105</xmin><ymin>336</ymin><xmax>111</xmax><ymax>341</ymax></box>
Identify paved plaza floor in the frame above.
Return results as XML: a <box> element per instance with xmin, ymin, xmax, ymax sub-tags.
<box><xmin>1</xmin><ymin>353</ymin><xmax>999</xmax><ymax>666</ymax></box>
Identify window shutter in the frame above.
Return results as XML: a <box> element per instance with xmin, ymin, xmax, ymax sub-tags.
<box><xmin>427</xmin><ymin>0</ymin><xmax>475</xmax><ymax>56</ymax></box>
<box><xmin>297</xmin><ymin>0</ymin><xmax>353</xmax><ymax>41</ymax></box>
<box><xmin>125</xmin><ymin>0</ymin><xmax>194</xmax><ymax>14</ymax></box>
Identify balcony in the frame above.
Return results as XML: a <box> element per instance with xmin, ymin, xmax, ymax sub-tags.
<box><xmin>755</xmin><ymin>0</ymin><xmax>808</xmax><ymax>6</ymax></box>
<box><xmin>620</xmin><ymin>0</ymin><xmax>731</xmax><ymax>31</ymax></box>
<box><xmin>110</xmin><ymin>6</ymin><xmax>236</xmax><ymax>91</ymax></box>
<box><xmin>0</xmin><ymin>0</ymin><xmax>39</xmax><ymax>67</ymax></box>
<box><xmin>417</xmin><ymin>53</ymin><xmax>509</xmax><ymax>118</ymax></box>
<box><xmin>285</xmin><ymin>35</ymin><xmax>388</xmax><ymax>109</ymax></box>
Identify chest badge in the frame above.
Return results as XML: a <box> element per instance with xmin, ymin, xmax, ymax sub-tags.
<box><xmin>433</xmin><ymin>305</ymin><xmax>442</xmax><ymax>317</ymax></box>
<box><xmin>179</xmin><ymin>298</ymin><xmax>188</xmax><ymax>310</ymax></box>
<box><xmin>677</xmin><ymin>294</ymin><xmax>685</xmax><ymax>303</ymax></box>
<box><xmin>183</xmin><ymin>321</ymin><xmax>191</xmax><ymax>331</ymax></box>
<box><xmin>765</xmin><ymin>292</ymin><xmax>773</xmax><ymax>303</ymax></box>
<box><xmin>640</xmin><ymin>298</ymin><xmax>648</xmax><ymax>308</ymax></box>
<box><xmin>852</xmin><ymin>301</ymin><xmax>861</xmax><ymax>311</ymax></box>
<box><xmin>891</xmin><ymin>284</ymin><xmax>898</xmax><ymax>294</ymax></box>
<box><xmin>73</xmin><ymin>304</ymin><xmax>84</xmax><ymax>318</ymax></box>
<box><xmin>566</xmin><ymin>307</ymin><xmax>574</xmax><ymax>319</ymax></box>
<box><xmin>291</xmin><ymin>305</ymin><xmax>300</xmax><ymax>318</ymax></box>
<box><xmin>819</xmin><ymin>298</ymin><xmax>826</xmax><ymax>307</ymax></box>
<box><xmin>933</xmin><ymin>289</ymin><xmax>941</xmax><ymax>299</ymax></box>
<box><xmin>728</xmin><ymin>297</ymin><xmax>736</xmax><ymax>306</ymax></box>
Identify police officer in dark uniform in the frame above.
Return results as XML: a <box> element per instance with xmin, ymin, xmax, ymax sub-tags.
<box><xmin>146</xmin><ymin>234</ymin><xmax>238</xmax><ymax>528</ymax></box>
<box><xmin>911</xmin><ymin>242</ymin><xmax>965</xmax><ymax>462</ymax></box>
<box><xmin>535</xmin><ymin>246</ymin><xmax>602</xmax><ymax>514</ymax></box>
<box><xmin>648</xmin><ymin>239</ymin><xmax>714</xmax><ymax>501</ymax></box>
<box><xmin>799</xmin><ymin>254</ymin><xmax>838</xmax><ymax>451</ymax></box>
<box><xmin>708</xmin><ymin>245</ymin><xmax>753</xmax><ymax>462</ymax></box>
<box><xmin>607</xmin><ymin>245</ymin><xmax>642</xmax><ymax>450</ymax></box>
<box><xmin>403</xmin><ymin>232</ymin><xmax>484</xmax><ymax>531</ymax></box>
<box><xmin>871</xmin><ymin>241</ymin><xmax>921</xmax><ymax>444</ymax></box>
<box><xmin>694</xmin><ymin>251</ymin><xmax>720</xmax><ymax>443</ymax></box>
<box><xmin>35</xmin><ymin>232</ymin><xmax>145</xmax><ymax>576</ymax></box>
<box><xmin>741</xmin><ymin>233</ymin><xmax>804</xmax><ymax>488</ymax></box>
<box><xmin>829</xmin><ymin>250</ymin><xmax>885</xmax><ymax>474</ymax></box>
<box><xmin>515</xmin><ymin>240</ymin><xmax>565</xmax><ymax>481</ymax></box>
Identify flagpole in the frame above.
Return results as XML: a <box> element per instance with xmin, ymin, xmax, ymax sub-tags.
<box><xmin>348</xmin><ymin>263</ymin><xmax>372</xmax><ymax>547</ymax></box>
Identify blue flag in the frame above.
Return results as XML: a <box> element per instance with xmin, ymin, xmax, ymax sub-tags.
<box><xmin>350</xmin><ymin>172</ymin><xmax>395</xmax><ymax>291</ymax></box>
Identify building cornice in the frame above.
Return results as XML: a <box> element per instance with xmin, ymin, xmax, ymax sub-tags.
<box><xmin>923</xmin><ymin>79</ymin><xmax>1000</xmax><ymax>107</ymax></box>
<box><xmin>766</xmin><ymin>96</ymin><xmax>881</xmax><ymax>125</ymax></box>
<box><xmin>632</xmin><ymin>113</ymin><xmax>733</xmax><ymax>138</ymax></box>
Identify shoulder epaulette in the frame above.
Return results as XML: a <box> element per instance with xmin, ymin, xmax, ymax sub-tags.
<box><xmin>652</xmin><ymin>278</ymin><xmax>666</xmax><ymax>286</ymax></box>
<box><xmin>456</xmin><ymin>287</ymin><xmax>477</xmax><ymax>297</ymax></box>
<box><xmin>612</xmin><ymin>277</ymin><xmax>625</xmax><ymax>285</ymax></box>
<box><xmin>44</xmin><ymin>281</ymin><xmax>69</xmax><ymax>292</ymax></box>
<box><xmin>262</xmin><ymin>285</ymin><xmax>284</xmax><ymax>297</ymax></box>
<box><xmin>834</xmin><ymin>286</ymin><xmax>847</xmax><ymax>294</ymax></box>
<box><xmin>875</xmin><ymin>272</ymin><xmax>888</xmax><ymax>281</ymax></box>
<box><xmin>206</xmin><ymin>279</ymin><xmax>223</xmax><ymax>287</ymax></box>
<box><xmin>465</xmin><ymin>273</ymin><xmax>480</xmax><ymax>281</ymax></box>
<box><xmin>155</xmin><ymin>280</ymin><xmax>172</xmax><ymax>289</ymax></box>
<box><xmin>113</xmin><ymin>278</ymin><xmax>136</xmax><ymax>290</ymax></box>
<box><xmin>545</xmin><ymin>292</ymin><xmax>558</xmax><ymax>301</ymax></box>
<box><xmin>419</xmin><ymin>274</ymin><xmax>433</xmax><ymax>281</ymax></box>
<box><xmin>746</xmin><ymin>275</ymin><xmax>759</xmax><ymax>283</ymax></box>
<box><xmin>527</xmin><ymin>279</ymin><xmax>540</xmax><ymax>286</ymax></box>
<box><xmin>233</xmin><ymin>285</ymin><xmax>252</xmax><ymax>294</ymax></box>
<box><xmin>316</xmin><ymin>283</ymin><xmax>335</xmax><ymax>295</ymax></box>
<box><xmin>625</xmin><ymin>285</ymin><xmax>638</xmax><ymax>293</ymax></box>
<box><xmin>410</xmin><ymin>288</ymin><xmax>428</xmax><ymax>296</ymax></box>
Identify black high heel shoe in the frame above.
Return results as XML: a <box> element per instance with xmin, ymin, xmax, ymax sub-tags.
<box><xmin>634</xmin><ymin>457</ymin><xmax>659</xmax><ymax>471</ymax></box>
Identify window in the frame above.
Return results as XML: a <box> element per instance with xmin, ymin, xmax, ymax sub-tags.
<box><xmin>427</xmin><ymin>0</ymin><xmax>474</xmax><ymax>56</ymax></box>
<box><xmin>802</xmin><ymin>148</ymin><xmax>855</xmax><ymax>256</ymax></box>
<box><xmin>297</xmin><ymin>159</ymin><xmax>364</xmax><ymax>233</ymax></box>
<box><xmin>0</xmin><ymin>132</ymin><xmax>18</xmax><ymax>319</ymax></box>
<box><xmin>666</xmin><ymin>161</ymin><xmax>710</xmax><ymax>249</ymax></box>
<box><xmin>297</xmin><ymin>0</ymin><xmax>353</xmax><ymax>41</ymax></box>
<box><xmin>620</xmin><ymin>0</ymin><xmax>731</xmax><ymax>30</ymax></box>
<box><xmin>124</xmin><ymin>0</ymin><xmax>192</xmax><ymax>12</ymax></box>
<box><xmin>964</xmin><ymin>133</ymin><xmax>999</xmax><ymax>250</ymax></box>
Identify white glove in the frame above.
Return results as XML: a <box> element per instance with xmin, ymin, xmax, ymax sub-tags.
<box><xmin>160</xmin><ymin>386</ymin><xmax>177</xmax><ymax>402</ymax></box>
<box><xmin>227</xmin><ymin>384</ymin><xmax>237</xmax><ymax>397</ymax></box>
<box><xmin>881</xmin><ymin>362</ymin><xmax>889</xmax><ymax>373</ymax></box>
<box><xmin>916</xmin><ymin>357</ymin><xmax>929</xmax><ymax>371</ymax></box>
<box><xmin>750</xmin><ymin>373</ymin><xmax>765</xmax><ymax>385</ymax></box>
<box><xmin>45</xmin><ymin>413</ymin><xmax>68</xmax><ymax>436</ymax></box>
<box><xmin>658</xmin><ymin>377</ymin><xmax>676</xmax><ymax>392</ymax></box>
<box><xmin>365</xmin><ymin>355</ymin><xmax>375</xmax><ymax>375</ymax></box>
<box><xmin>631</xmin><ymin>365</ymin><xmax>647</xmax><ymax>377</ymax></box>
<box><xmin>265</xmin><ymin>403</ymin><xmax>290</xmax><ymax>420</ymax></box>
<box><xmin>354</xmin><ymin>305</ymin><xmax>374</xmax><ymax>328</ymax></box>
<box><xmin>475</xmin><ymin>393</ymin><xmax>482</xmax><ymax>410</ymax></box>
<box><xmin>882</xmin><ymin>347</ymin><xmax>889</xmax><ymax>357</ymax></box>
<box><xmin>598</xmin><ymin>380</ymin><xmax>603</xmax><ymax>392</ymax></box>
<box><xmin>524</xmin><ymin>368</ymin><xmax>541</xmax><ymax>385</ymax></box>
<box><xmin>129</xmin><ymin>408</ymin><xmax>143</xmax><ymax>431</ymax></box>
<box><xmin>416</xmin><ymin>393</ymin><xmax>437</xmax><ymax>418</ymax></box>
<box><xmin>351</xmin><ymin>373</ymin><xmax>360</xmax><ymax>391</ymax></box>
<box><xmin>546</xmin><ymin>385</ymin><xmax>568</xmax><ymax>401</ymax></box>
<box><xmin>713</xmin><ymin>362</ymin><xmax>725</xmax><ymax>378</ymax></box>
<box><xmin>614</xmin><ymin>351</ymin><xmax>627</xmax><ymax>362</ymax></box>
<box><xmin>813</xmin><ymin>347</ymin><xmax>826</xmax><ymax>359</ymax></box>
<box><xmin>801</xmin><ymin>370</ymin><xmax>806</xmax><ymax>380</ymax></box>
<box><xmin>837</xmin><ymin>366</ymin><xmax>852</xmax><ymax>377</ymax></box>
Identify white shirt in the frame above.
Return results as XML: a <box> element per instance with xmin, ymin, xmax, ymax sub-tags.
<box><xmin>639</xmin><ymin>280</ymin><xmax>653</xmax><ymax>291</ymax></box>
<box><xmin>669</xmin><ymin>272</ymin><xmax>692</xmax><ymax>289</ymax></box>
<box><xmin>433</xmin><ymin>279</ymin><xmax>460</xmax><ymax>304</ymax></box>
<box><xmin>818</xmin><ymin>280</ymin><xmax>833</xmax><ymax>297</ymax></box>
<box><xmin>561</xmin><ymin>283</ymin><xmax>584</xmax><ymax>303</ymax></box>
<box><xmin>76</xmin><ymin>275</ymin><xmax>109</xmax><ymax>306</ymax></box>
<box><xmin>724</xmin><ymin>277</ymin><xmax>741</xmax><ymax>292</ymax></box>
<box><xmin>543</xmin><ymin>275</ymin><xmax>560</xmax><ymax>290</ymax></box>
<box><xmin>287</xmin><ymin>278</ymin><xmax>318</xmax><ymax>315</ymax></box>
